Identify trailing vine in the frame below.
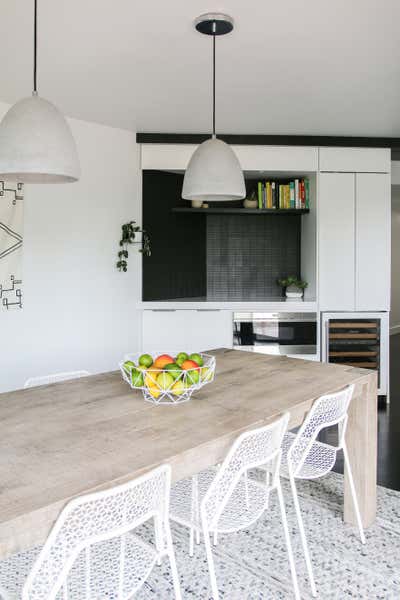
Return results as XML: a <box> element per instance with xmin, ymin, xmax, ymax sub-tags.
<box><xmin>117</xmin><ymin>221</ymin><xmax>151</xmax><ymax>272</ymax></box>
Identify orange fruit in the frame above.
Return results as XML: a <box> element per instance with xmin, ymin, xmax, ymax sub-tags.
<box><xmin>153</xmin><ymin>354</ymin><xmax>175</xmax><ymax>369</ymax></box>
<box><xmin>181</xmin><ymin>359</ymin><xmax>200</xmax><ymax>371</ymax></box>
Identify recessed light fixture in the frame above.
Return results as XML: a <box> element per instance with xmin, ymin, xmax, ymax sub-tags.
<box><xmin>182</xmin><ymin>13</ymin><xmax>245</xmax><ymax>202</ymax></box>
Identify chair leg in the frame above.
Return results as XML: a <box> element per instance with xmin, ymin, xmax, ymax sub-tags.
<box><xmin>154</xmin><ymin>516</ymin><xmax>162</xmax><ymax>566</ymax></box>
<box><xmin>189</xmin><ymin>475</ymin><xmax>199</xmax><ymax>556</ymax></box>
<box><xmin>289</xmin><ymin>475</ymin><xmax>317</xmax><ymax>597</ymax></box>
<box><xmin>202</xmin><ymin>522</ymin><xmax>220</xmax><ymax>600</ymax></box>
<box><xmin>189</xmin><ymin>527</ymin><xmax>194</xmax><ymax>557</ymax></box>
<box><xmin>276</xmin><ymin>479</ymin><xmax>301</xmax><ymax>600</ymax></box>
<box><xmin>244</xmin><ymin>470</ymin><xmax>250</xmax><ymax>508</ymax></box>
<box><xmin>342</xmin><ymin>443</ymin><xmax>366</xmax><ymax>544</ymax></box>
<box><xmin>165</xmin><ymin>522</ymin><xmax>182</xmax><ymax>600</ymax></box>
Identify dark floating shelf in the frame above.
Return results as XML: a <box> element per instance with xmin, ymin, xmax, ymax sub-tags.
<box><xmin>172</xmin><ymin>207</ymin><xmax>310</xmax><ymax>215</ymax></box>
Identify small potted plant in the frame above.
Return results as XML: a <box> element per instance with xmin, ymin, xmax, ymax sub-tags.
<box><xmin>243</xmin><ymin>190</ymin><xmax>258</xmax><ymax>209</ymax></box>
<box><xmin>277</xmin><ymin>276</ymin><xmax>308</xmax><ymax>299</ymax></box>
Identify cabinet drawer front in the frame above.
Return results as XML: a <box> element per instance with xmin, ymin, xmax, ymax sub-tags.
<box><xmin>319</xmin><ymin>147</ymin><xmax>390</xmax><ymax>173</ymax></box>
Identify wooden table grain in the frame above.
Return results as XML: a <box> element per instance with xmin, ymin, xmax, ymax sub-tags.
<box><xmin>0</xmin><ymin>349</ymin><xmax>377</xmax><ymax>559</ymax></box>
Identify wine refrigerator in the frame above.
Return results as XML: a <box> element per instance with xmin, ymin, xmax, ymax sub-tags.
<box><xmin>321</xmin><ymin>312</ymin><xmax>389</xmax><ymax>397</ymax></box>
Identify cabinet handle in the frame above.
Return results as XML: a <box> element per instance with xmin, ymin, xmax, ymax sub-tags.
<box><xmin>151</xmin><ymin>309</ymin><xmax>176</xmax><ymax>312</ymax></box>
<box><xmin>196</xmin><ymin>309</ymin><xmax>221</xmax><ymax>312</ymax></box>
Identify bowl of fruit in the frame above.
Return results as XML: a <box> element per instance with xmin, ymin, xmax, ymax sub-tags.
<box><xmin>119</xmin><ymin>351</ymin><xmax>216</xmax><ymax>405</ymax></box>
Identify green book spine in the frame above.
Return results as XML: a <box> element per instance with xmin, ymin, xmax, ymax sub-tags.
<box><xmin>290</xmin><ymin>181</ymin><xmax>295</xmax><ymax>208</ymax></box>
<box><xmin>305</xmin><ymin>179</ymin><xmax>310</xmax><ymax>208</ymax></box>
<box><xmin>258</xmin><ymin>181</ymin><xmax>262</xmax><ymax>209</ymax></box>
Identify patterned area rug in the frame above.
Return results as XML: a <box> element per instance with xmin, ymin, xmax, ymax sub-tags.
<box><xmin>137</xmin><ymin>473</ymin><xmax>400</xmax><ymax>599</ymax></box>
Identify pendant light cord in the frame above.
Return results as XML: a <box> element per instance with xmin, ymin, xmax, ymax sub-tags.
<box><xmin>212</xmin><ymin>23</ymin><xmax>216</xmax><ymax>137</ymax></box>
<box><xmin>33</xmin><ymin>0</ymin><xmax>38</xmax><ymax>94</ymax></box>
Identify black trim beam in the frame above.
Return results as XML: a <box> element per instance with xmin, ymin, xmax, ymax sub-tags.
<box><xmin>136</xmin><ymin>133</ymin><xmax>400</xmax><ymax>158</ymax></box>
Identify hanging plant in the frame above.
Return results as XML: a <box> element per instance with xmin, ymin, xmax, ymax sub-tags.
<box><xmin>116</xmin><ymin>221</ymin><xmax>151</xmax><ymax>272</ymax></box>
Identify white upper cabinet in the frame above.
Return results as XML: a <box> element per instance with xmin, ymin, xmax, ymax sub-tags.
<box><xmin>319</xmin><ymin>171</ymin><xmax>391</xmax><ymax>312</ymax></box>
<box><xmin>319</xmin><ymin>172</ymin><xmax>356</xmax><ymax>311</ymax></box>
<box><xmin>355</xmin><ymin>173</ymin><xmax>391</xmax><ymax>311</ymax></box>
<box><xmin>141</xmin><ymin>144</ymin><xmax>197</xmax><ymax>170</ymax></box>
<box><xmin>319</xmin><ymin>147</ymin><xmax>390</xmax><ymax>173</ymax></box>
<box><xmin>233</xmin><ymin>145</ymin><xmax>318</xmax><ymax>172</ymax></box>
<box><xmin>141</xmin><ymin>144</ymin><xmax>318</xmax><ymax>172</ymax></box>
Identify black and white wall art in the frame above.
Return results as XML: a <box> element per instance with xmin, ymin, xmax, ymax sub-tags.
<box><xmin>0</xmin><ymin>183</ymin><xmax>23</xmax><ymax>310</ymax></box>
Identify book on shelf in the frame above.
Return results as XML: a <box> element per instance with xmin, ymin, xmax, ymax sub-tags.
<box><xmin>254</xmin><ymin>178</ymin><xmax>310</xmax><ymax>210</ymax></box>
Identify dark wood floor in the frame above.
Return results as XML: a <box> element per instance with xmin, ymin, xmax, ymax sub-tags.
<box><xmin>331</xmin><ymin>333</ymin><xmax>400</xmax><ymax>490</ymax></box>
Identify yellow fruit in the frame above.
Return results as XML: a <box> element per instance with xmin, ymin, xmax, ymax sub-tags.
<box><xmin>171</xmin><ymin>379</ymin><xmax>185</xmax><ymax>396</ymax></box>
<box><xmin>201</xmin><ymin>367</ymin><xmax>213</xmax><ymax>382</ymax></box>
<box><xmin>157</xmin><ymin>371</ymin><xmax>174</xmax><ymax>390</ymax></box>
<box><xmin>144</xmin><ymin>370</ymin><xmax>160</xmax><ymax>388</ymax></box>
<box><xmin>147</xmin><ymin>386</ymin><xmax>161</xmax><ymax>399</ymax></box>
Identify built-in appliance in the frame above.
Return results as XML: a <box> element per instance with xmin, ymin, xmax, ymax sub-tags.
<box><xmin>233</xmin><ymin>312</ymin><xmax>318</xmax><ymax>358</ymax></box>
<box><xmin>321</xmin><ymin>312</ymin><xmax>389</xmax><ymax>396</ymax></box>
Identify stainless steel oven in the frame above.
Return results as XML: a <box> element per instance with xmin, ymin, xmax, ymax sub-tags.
<box><xmin>233</xmin><ymin>312</ymin><xmax>317</xmax><ymax>357</ymax></box>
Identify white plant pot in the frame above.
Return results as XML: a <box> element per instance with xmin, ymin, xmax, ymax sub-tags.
<box><xmin>285</xmin><ymin>285</ymin><xmax>304</xmax><ymax>299</ymax></box>
<box><xmin>191</xmin><ymin>200</ymin><xmax>203</xmax><ymax>208</ymax></box>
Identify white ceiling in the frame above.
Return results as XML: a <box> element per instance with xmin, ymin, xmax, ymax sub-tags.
<box><xmin>1</xmin><ymin>0</ymin><xmax>400</xmax><ymax>136</ymax></box>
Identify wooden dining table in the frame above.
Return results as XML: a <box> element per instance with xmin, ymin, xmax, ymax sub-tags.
<box><xmin>0</xmin><ymin>348</ymin><xmax>377</xmax><ymax>559</ymax></box>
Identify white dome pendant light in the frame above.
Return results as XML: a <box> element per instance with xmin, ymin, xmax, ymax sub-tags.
<box><xmin>0</xmin><ymin>0</ymin><xmax>80</xmax><ymax>183</ymax></box>
<box><xmin>182</xmin><ymin>13</ymin><xmax>245</xmax><ymax>202</ymax></box>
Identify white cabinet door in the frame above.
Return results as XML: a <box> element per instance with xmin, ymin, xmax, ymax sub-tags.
<box><xmin>319</xmin><ymin>147</ymin><xmax>390</xmax><ymax>173</ymax></box>
<box><xmin>355</xmin><ymin>173</ymin><xmax>391</xmax><ymax>311</ymax></box>
<box><xmin>319</xmin><ymin>173</ymin><xmax>355</xmax><ymax>311</ymax></box>
<box><xmin>142</xmin><ymin>310</ymin><xmax>232</xmax><ymax>353</ymax></box>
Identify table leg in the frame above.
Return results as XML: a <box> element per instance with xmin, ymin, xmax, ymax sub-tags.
<box><xmin>344</xmin><ymin>373</ymin><xmax>377</xmax><ymax>527</ymax></box>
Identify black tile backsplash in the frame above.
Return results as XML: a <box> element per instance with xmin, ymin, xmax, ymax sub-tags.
<box><xmin>206</xmin><ymin>214</ymin><xmax>301</xmax><ymax>300</ymax></box>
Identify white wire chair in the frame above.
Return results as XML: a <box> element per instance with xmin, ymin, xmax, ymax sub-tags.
<box><xmin>170</xmin><ymin>413</ymin><xmax>300</xmax><ymax>600</ymax></box>
<box><xmin>0</xmin><ymin>465</ymin><xmax>182</xmax><ymax>600</ymax></box>
<box><xmin>278</xmin><ymin>384</ymin><xmax>365</xmax><ymax>597</ymax></box>
<box><xmin>24</xmin><ymin>371</ymin><xmax>91</xmax><ymax>389</ymax></box>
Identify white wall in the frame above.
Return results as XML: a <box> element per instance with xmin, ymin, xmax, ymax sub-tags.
<box><xmin>0</xmin><ymin>101</ymin><xmax>142</xmax><ymax>392</ymax></box>
<box><xmin>391</xmin><ymin>186</ymin><xmax>400</xmax><ymax>333</ymax></box>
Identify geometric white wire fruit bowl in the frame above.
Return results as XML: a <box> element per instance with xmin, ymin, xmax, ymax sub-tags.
<box><xmin>119</xmin><ymin>352</ymin><xmax>216</xmax><ymax>405</ymax></box>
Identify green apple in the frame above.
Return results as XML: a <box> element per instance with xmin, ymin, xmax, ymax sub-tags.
<box><xmin>123</xmin><ymin>360</ymin><xmax>135</xmax><ymax>374</ymax></box>
<box><xmin>131</xmin><ymin>368</ymin><xmax>144</xmax><ymax>387</ymax></box>
<box><xmin>138</xmin><ymin>353</ymin><xmax>153</xmax><ymax>368</ymax></box>
<box><xmin>189</xmin><ymin>353</ymin><xmax>204</xmax><ymax>367</ymax></box>
<box><xmin>164</xmin><ymin>362</ymin><xmax>182</xmax><ymax>380</ymax></box>
<box><xmin>185</xmin><ymin>369</ymin><xmax>200</xmax><ymax>386</ymax></box>
<box><xmin>175</xmin><ymin>352</ymin><xmax>189</xmax><ymax>366</ymax></box>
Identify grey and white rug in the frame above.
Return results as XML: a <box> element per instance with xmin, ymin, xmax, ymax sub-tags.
<box><xmin>137</xmin><ymin>473</ymin><xmax>400</xmax><ymax>599</ymax></box>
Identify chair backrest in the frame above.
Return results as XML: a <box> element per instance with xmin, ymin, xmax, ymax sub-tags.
<box><xmin>288</xmin><ymin>384</ymin><xmax>354</xmax><ymax>476</ymax></box>
<box><xmin>24</xmin><ymin>371</ymin><xmax>91</xmax><ymax>389</ymax></box>
<box><xmin>201</xmin><ymin>413</ymin><xmax>289</xmax><ymax>530</ymax></box>
<box><xmin>22</xmin><ymin>465</ymin><xmax>171</xmax><ymax>600</ymax></box>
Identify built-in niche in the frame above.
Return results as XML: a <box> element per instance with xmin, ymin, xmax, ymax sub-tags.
<box><xmin>142</xmin><ymin>170</ymin><xmax>315</xmax><ymax>302</ymax></box>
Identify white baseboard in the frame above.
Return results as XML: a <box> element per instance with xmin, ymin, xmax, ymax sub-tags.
<box><xmin>390</xmin><ymin>324</ymin><xmax>400</xmax><ymax>335</ymax></box>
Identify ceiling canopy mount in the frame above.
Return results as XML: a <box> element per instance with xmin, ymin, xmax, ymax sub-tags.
<box><xmin>194</xmin><ymin>13</ymin><xmax>234</xmax><ymax>36</ymax></box>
